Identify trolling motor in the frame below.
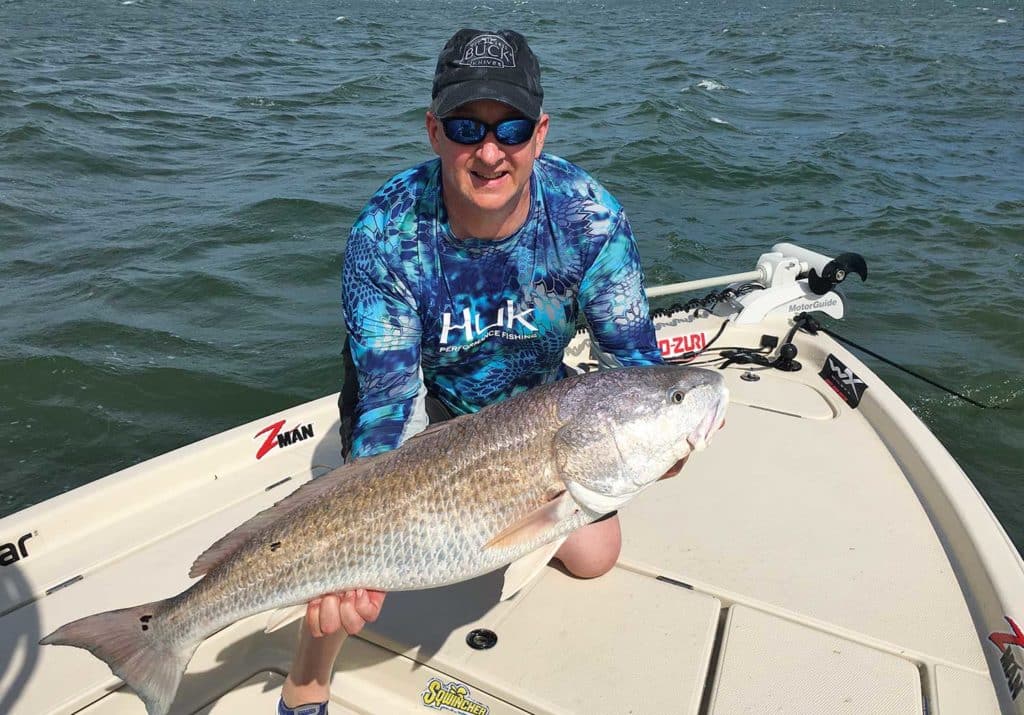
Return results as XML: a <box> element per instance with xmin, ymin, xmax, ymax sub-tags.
<box><xmin>728</xmin><ymin>243</ymin><xmax>868</xmax><ymax>324</ymax></box>
<box><xmin>772</xmin><ymin>243</ymin><xmax>868</xmax><ymax>296</ymax></box>
<box><xmin>646</xmin><ymin>242</ymin><xmax>868</xmax><ymax>314</ymax></box>
<box><xmin>706</xmin><ymin>242</ymin><xmax>869</xmax><ymax>372</ymax></box>
<box><xmin>647</xmin><ymin>242</ymin><xmax>870</xmax><ymax>366</ymax></box>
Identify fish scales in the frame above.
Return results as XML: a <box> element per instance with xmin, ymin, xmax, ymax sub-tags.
<box><xmin>163</xmin><ymin>383</ymin><xmax>569</xmax><ymax>644</ymax></box>
<box><xmin>40</xmin><ymin>365</ymin><xmax>729</xmax><ymax>715</ymax></box>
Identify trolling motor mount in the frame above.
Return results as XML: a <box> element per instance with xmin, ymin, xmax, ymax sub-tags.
<box><xmin>772</xmin><ymin>243</ymin><xmax>868</xmax><ymax>295</ymax></box>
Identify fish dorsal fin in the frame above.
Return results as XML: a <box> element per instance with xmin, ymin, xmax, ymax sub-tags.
<box><xmin>189</xmin><ymin>460</ymin><xmax>373</xmax><ymax>578</ymax></box>
<box><xmin>500</xmin><ymin>536</ymin><xmax>567</xmax><ymax>601</ymax></box>
<box><xmin>484</xmin><ymin>490</ymin><xmax>577</xmax><ymax>551</ymax></box>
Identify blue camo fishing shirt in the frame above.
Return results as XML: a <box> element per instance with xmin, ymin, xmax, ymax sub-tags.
<box><xmin>342</xmin><ymin>153</ymin><xmax>663</xmax><ymax>458</ymax></box>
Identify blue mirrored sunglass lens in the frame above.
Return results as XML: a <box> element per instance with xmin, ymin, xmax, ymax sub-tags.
<box><xmin>445</xmin><ymin>119</ymin><xmax>486</xmax><ymax>144</ymax></box>
<box><xmin>494</xmin><ymin>119</ymin><xmax>535</xmax><ymax>145</ymax></box>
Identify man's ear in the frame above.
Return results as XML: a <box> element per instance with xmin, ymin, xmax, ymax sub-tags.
<box><xmin>426</xmin><ymin>111</ymin><xmax>443</xmax><ymax>155</ymax></box>
<box><xmin>532</xmin><ymin>113</ymin><xmax>550</xmax><ymax>157</ymax></box>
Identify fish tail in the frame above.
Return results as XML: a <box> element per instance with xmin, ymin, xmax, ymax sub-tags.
<box><xmin>39</xmin><ymin>600</ymin><xmax>197</xmax><ymax>715</ymax></box>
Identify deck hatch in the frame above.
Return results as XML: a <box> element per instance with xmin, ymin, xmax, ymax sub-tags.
<box><xmin>706</xmin><ymin>605</ymin><xmax>922</xmax><ymax>714</ymax></box>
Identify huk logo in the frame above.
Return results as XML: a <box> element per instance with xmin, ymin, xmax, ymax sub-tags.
<box><xmin>990</xmin><ymin>617</ymin><xmax>1024</xmax><ymax>700</ymax></box>
<box><xmin>439</xmin><ymin>300</ymin><xmax>537</xmax><ymax>349</ymax></box>
<box><xmin>421</xmin><ymin>678</ymin><xmax>490</xmax><ymax>715</ymax></box>
<box><xmin>458</xmin><ymin>34</ymin><xmax>515</xmax><ymax>68</ymax></box>
<box><xmin>254</xmin><ymin>420</ymin><xmax>315</xmax><ymax>460</ymax></box>
<box><xmin>819</xmin><ymin>354</ymin><xmax>868</xmax><ymax>408</ymax></box>
<box><xmin>0</xmin><ymin>533</ymin><xmax>33</xmax><ymax>567</ymax></box>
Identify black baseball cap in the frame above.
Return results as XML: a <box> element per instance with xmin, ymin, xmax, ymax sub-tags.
<box><xmin>431</xmin><ymin>29</ymin><xmax>543</xmax><ymax>120</ymax></box>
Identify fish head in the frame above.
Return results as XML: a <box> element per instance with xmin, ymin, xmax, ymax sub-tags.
<box><xmin>554</xmin><ymin>365</ymin><xmax>728</xmax><ymax>516</ymax></box>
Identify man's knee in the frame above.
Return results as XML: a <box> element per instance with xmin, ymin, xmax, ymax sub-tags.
<box><xmin>555</xmin><ymin>515</ymin><xmax>621</xmax><ymax>579</ymax></box>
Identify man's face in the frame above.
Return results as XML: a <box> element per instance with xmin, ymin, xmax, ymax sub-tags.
<box><xmin>426</xmin><ymin>99</ymin><xmax>549</xmax><ymax>235</ymax></box>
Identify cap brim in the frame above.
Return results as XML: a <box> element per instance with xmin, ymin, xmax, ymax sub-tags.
<box><xmin>433</xmin><ymin>79</ymin><xmax>541</xmax><ymax>120</ymax></box>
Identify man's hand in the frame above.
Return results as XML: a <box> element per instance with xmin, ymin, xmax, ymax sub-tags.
<box><xmin>305</xmin><ymin>589</ymin><xmax>386</xmax><ymax>638</ymax></box>
<box><xmin>658</xmin><ymin>455</ymin><xmax>689</xmax><ymax>481</ymax></box>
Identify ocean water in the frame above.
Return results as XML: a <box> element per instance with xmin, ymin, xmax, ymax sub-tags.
<box><xmin>1</xmin><ymin>1</ymin><xmax>1022</xmax><ymax>543</ymax></box>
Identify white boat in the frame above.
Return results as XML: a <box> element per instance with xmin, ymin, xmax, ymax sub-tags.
<box><xmin>2</xmin><ymin>243</ymin><xmax>1021</xmax><ymax>714</ymax></box>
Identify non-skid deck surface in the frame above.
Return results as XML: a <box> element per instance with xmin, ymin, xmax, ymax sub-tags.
<box><xmin>621</xmin><ymin>367</ymin><xmax>986</xmax><ymax>669</ymax></box>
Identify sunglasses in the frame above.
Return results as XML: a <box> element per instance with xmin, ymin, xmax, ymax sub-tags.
<box><xmin>440</xmin><ymin>117</ymin><xmax>537</xmax><ymax>146</ymax></box>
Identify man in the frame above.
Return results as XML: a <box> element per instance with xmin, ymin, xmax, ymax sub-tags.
<box><xmin>279</xmin><ymin>28</ymin><xmax>663</xmax><ymax>715</ymax></box>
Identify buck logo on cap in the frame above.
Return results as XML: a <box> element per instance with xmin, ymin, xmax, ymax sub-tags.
<box><xmin>458</xmin><ymin>34</ymin><xmax>516</xmax><ymax>68</ymax></box>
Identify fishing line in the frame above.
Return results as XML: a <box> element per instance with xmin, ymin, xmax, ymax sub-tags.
<box><xmin>793</xmin><ymin>313</ymin><xmax>1007</xmax><ymax>410</ymax></box>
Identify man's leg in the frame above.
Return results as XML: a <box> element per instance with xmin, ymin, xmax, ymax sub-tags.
<box><xmin>281</xmin><ymin>627</ymin><xmax>345</xmax><ymax>709</ymax></box>
<box><xmin>553</xmin><ymin>513</ymin><xmax>621</xmax><ymax>578</ymax></box>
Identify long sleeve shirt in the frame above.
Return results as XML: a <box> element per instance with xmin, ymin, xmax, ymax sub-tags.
<box><xmin>342</xmin><ymin>153</ymin><xmax>663</xmax><ymax>458</ymax></box>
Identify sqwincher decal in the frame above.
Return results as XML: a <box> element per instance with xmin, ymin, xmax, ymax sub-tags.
<box><xmin>421</xmin><ymin>678</ymin><xmax>490</xmax><ymax>715</ymax></box>
<box><xmin>819</xmin><ymin>353</ymin><xmax>868</xmax><ymax>408</ymax></box>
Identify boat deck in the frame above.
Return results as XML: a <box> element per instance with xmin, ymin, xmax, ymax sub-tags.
<box><xmin>0</xmin><ymin>319</ymin><xmax>1009</xmax><ymax>714</ymax></box>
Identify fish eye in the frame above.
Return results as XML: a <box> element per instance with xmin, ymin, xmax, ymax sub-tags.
<box><xmin>670</xmin><ymin>389</ymin><xmax>685</xmax><ymax>404</ymax></box>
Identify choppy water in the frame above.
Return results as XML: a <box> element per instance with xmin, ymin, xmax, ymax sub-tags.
<box><xmin>1</xmin><ymin>1</ymin><xmax>1022</xmax><ymax>544</ymax></box>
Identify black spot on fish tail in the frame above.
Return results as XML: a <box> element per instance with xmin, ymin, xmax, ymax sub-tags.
<box><xmin>40</xmin><ymin>600</ymin><xmax>199</xmax><ymax>715</ymax></box>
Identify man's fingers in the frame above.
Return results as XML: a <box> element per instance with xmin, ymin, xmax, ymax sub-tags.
<box><xmin>339</xmin><ymin>592</ymin><xmax>365</xmax><ymax>635</ymax></box>
<box><xmin>306</xmin><ymin>590</ymin><xmax>387</xmax><ymax>637</ymax></box>
<box><xmin>353</xmin><ymin>589</ymin><xmax>381</xmax><ymax>623</ymax></box>
<box><xmin>306</xmin><ymin>598</ymin><xmax>323</xmax><ymax>638</ymax></box>
<box><xmin>359</xmin><ymin>590</ymin><xmax>386</xmax><ymax>622</ymax></box>
<box><xmin>318</xmin><ymin>593</ymin><xmax>343</xmax><ymax>636</ymax></box>
<box><xmin>659</xmin><ymin>455</ymin><xmax>689</xmax><ymax>481</ymax></box>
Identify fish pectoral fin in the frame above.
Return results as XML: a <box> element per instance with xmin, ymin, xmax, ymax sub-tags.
<box><xmin>264</xmin><ymin>605</ymin><xmax>307</xmax><ymax>634</ymax></box>
<box><xmin>501</xmin><ymin>536</ymin><xmax>567</xmax><ymax>601</ymax></box>
<box><xmin>565</xmin><ymin>481</ymin><xmax>635</xmax><ymax>516</ymax></box>
<box><xmin>484</xmin><ymin>491</ymin><xmax>576</xmax><ymax>551</ymax></box>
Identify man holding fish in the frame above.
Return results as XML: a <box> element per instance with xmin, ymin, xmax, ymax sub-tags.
<box><xmin>279</xmin><ymin>27</ymin><xmax>666</xmax><ymax>715</ymax></box>
<box><xmin>38</xmin><ymin>27</ymin><xmax>730</xmax><ymax>715</ymax></box>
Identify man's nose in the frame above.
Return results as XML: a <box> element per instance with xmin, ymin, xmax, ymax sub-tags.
<box><xmin>475</xmin><ymin>136</ymin><xmax>505</xmax><ymax>164</ymax></box>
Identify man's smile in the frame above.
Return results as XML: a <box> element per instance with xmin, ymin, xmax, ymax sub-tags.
<box><xmin>470</xmin><ymin>169</ymin><xmax>510</xmax><ymax>185</ymax></box>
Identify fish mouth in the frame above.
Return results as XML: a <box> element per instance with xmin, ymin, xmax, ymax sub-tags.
<box><xmin>686</xmin><ymin>390</ymin><xmax>729</xmax><ymax>452</ymax></box>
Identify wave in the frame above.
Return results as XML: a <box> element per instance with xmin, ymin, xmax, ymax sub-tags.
<box><xmin>24</xmin><ymin>100</ymin><xmax>120</xmax><ymax>124</ymax></box>
<box><xmin>232</xmin><ymin>197</ymin><xmax>349</xmax><ymax>226</ymax></box>
<box><xmin>0</xmin><ymin>123</ymin><xmax>45</xmax><ymax>143</ymax></box>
